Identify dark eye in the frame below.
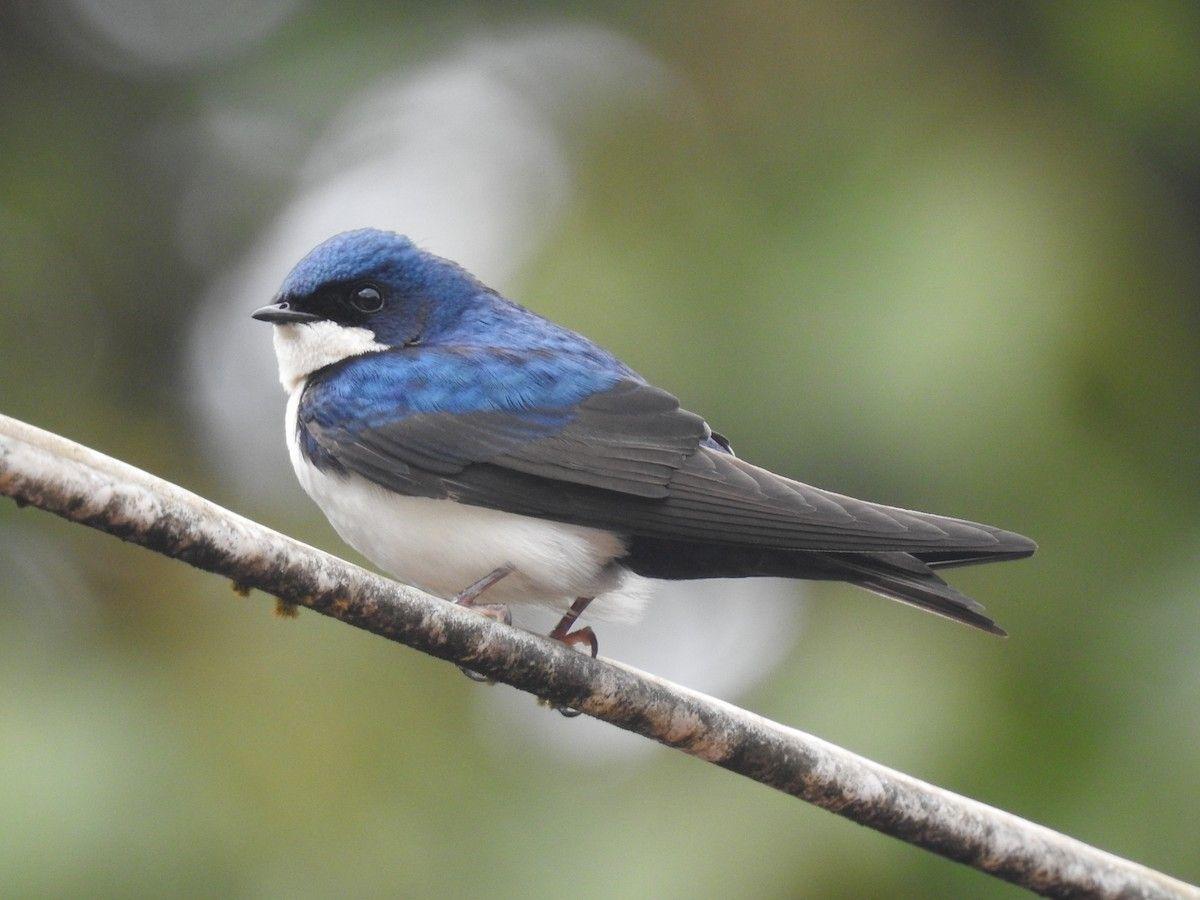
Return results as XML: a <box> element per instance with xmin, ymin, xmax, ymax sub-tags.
<box><xmin>349</xmin><ymin>284</ymin><xmax>384</xmax><ymax>313</ymax></box>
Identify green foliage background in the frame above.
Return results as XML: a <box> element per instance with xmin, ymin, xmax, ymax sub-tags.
<box><xmin>1</xmin><ymin>2</ymin><xmax>1197</xmax><ymax>896</ymax></box>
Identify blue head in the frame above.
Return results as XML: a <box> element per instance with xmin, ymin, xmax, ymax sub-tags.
<box><xmin>254</xmin><ymin>229</ymin><xmax>513</xmax><ymax>391</ymax></box>
<box><xmin>254</xmin><ymin>228</ymin><xmax>629</xmax><ymax>394</ymax></box>
<box><xmin>254</xmin><ymin>228</ymin><xmax>489</xmax><ymax>346</ymax></box>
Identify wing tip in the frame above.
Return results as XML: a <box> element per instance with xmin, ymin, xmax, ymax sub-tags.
<box><xmin>924</xmin><ymin>601</ymin><xmax>1009</xmax><ymax>638</ymax></box>
<box><xmin>980</xmin><ymin>619</ymin><xmax>1009</xmax><ymax>638</ymax></box>
<box><xmin>994</xmin><ymin>529</ymin><xmax>1037</xmax><ymax>558</ymax></box>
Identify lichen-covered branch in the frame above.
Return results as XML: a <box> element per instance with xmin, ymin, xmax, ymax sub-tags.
<box><xmin>0</xmin><ymin>412</ymin><xmax>1194</xmax><ymax>899</ymax></box>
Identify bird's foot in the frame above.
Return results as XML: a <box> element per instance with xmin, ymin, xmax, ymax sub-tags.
<box><xmin>452</xmin><ymin>565</ymin><xmax>513</xmax><ymax>607</ymax></box>
<box><xmin>552</xmin><ymin>625</ymin><xmax>598</xmax><ymax>658</ymax></box>
<box><xmin>452</xmin><ymin>566</ymin><xmax>514</xmax><ymax>683</ymax></box>
<box><xmin>458</xmin><ymin>603</ymin><xmax>513</xmax><ymax>683</ymax></box>
<box><xmin>545</xmin><ymin>598</ymin><xmax>597</xmax><ymax>717</ymax></box>
<box><xmin>467</xmin><ymin>603</ymin><xmax>512</xmax><ymax>626</ymax></box>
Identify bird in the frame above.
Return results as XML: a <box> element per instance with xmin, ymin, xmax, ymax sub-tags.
<box><xmin>253</xmin><ymin>228</ymin><xmax>1036</xmax><ymax>666</ymax></box>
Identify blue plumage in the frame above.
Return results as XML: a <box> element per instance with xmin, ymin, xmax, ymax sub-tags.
<box><xmin>285</xmin><ymin>229</ymin><xmax>639</xmax><ymax>472</ymax></box>
<box><xmin>278</xmin><ymin>229</ymin><xmax>637</xmax><ymax>362</ymax></box>
<box><xmin>279</xmin><ymin>230</ymin><xmax>425</xmax><ymax>306</ymax></box>
<box><xmin>297</xmin><ymin>346</ymin><xmax>622</xmax><ymax>475</ymax></box>
<box><xmin>304</xmin><ymin>343</ymin><xmax>625</xmax><ymax>427</ymax></box>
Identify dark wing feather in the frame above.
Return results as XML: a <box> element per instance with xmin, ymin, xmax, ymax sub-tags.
<box><xmin>303</xmin><ymin>379</ymin><xmax>708</xmax><ymax>499</ymax></box>
<box><xmin>440</xmin><ymin>452</ymin><xmax>1032</xmax><ymax>553</ymax></box>
<box><xmin>818</xmin><ymin>551</ymin><xmax>1007</xmax><ymax>636</ymax></box>
<box><xmin>302</xmin><ymin>376</ymin><xmax>1034</xmax><ymax>556</ymax></box>
<box><xmin>489</xmin><ymin>380</ymin><xmax>708</xmax><ymax>496</ymax></box>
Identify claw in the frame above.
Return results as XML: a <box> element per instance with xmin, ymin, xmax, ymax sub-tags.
<box><xmin>546</xmin><ymin>599</ymin><xmax>598</xmax><ymax>717</ymax></box>
<box><xmin>460</xmin><ymin>667</ymin><xmax>494</xmax><ymax>684</ymax></box>
<box><xmin>548</xmin><ymin>624</ymin><xmax>597</xmax><ymax>716</ymax></box>
<box><xmin>475</xmin><ymin>604</ymin><xmax>512</xmax><ymax>626</ymax></box>
<box><xmin>457</xmin><ymin>603</ymin><xmax>514</xmax><ymax>682</ymax></box>
<box><xmin>558</xmin><ymin>625</ymin><xmax>598</xmax><ymax>658</ymax></box>
<box><xmin>450</xmin><ymin>567</ymin><xmax>514</xmax><ymax>683</ymax></box>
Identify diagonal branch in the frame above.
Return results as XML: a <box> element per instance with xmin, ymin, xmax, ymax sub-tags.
<box><xmin>0</xmin><ymin>412</ymin><xmax>1194</xmax><ymax>900</ymax></box>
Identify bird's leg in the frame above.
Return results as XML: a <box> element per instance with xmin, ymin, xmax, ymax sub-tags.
<box><xmin>548</xmin><ymin>597</ymin><xmax>598</xmax><ymax>656</ymax></box>
<box><xmin>452</xmin><ymin>565</ymin><xmax>513</xmax><ymax>618</ymax></box>
<box><xmin>545</xmin><ymin>597</ymin><xmax>598</xmax><ymax>718</ymax></box>
<box><xmin>452</xmin><ymin>565</ymin><xmax>513</xmax><ymax>683</ymax></box>
<box><xmin>453</xmin><ymin>564</ymin><xmax>513</xmax><ymax>609</ymax></box>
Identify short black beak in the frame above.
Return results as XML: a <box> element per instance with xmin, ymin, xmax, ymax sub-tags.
<box><xmin>251</xmin><ymin>302</ymin><xmax>322</xmax><ymax>324</ymax></box>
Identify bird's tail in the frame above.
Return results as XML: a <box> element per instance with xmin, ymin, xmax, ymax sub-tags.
<box><xmin>821</xmin><ymin>551</ymin><xmax>1008</xmax><ymax>636</ymax></box>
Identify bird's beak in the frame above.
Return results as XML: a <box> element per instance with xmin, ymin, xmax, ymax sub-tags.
<box><xmin>251</xmin><ymin>302</ymin><xmax>322</xmax><ymax>324</ymax></box>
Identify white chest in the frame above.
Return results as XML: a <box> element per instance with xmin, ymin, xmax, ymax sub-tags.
<box><xmin>272</xmin><ymin>322</ymin><xmax>387</xmax><ymax>392</ymax></box>
<box><xmin>282</xmin><ymin>387</ymin><xmax>648</xmax><ymax>620</ymax></box>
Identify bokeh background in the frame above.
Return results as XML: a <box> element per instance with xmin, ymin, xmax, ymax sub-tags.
<box><xmin>2</xmin><ymin>1</ymin><xmax>1198</xmax><ymax>896</ymax></box>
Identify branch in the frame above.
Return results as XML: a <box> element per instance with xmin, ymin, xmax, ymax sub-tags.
<box><xmin>0</xmin><ymin>413</ymin><xmax>1194</xmax><ymax>900</ymax></box>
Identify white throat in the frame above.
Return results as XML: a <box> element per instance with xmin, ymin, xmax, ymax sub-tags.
<box><xmin>271</xmin><ymin>321</ymin><xmax>388</xmax><ymax>392</ymax></box>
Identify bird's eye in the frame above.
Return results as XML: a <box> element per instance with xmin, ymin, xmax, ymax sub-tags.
<box><xmin>349</xmin><ymin>284</ymin><xmax>384</xmax><ymax>313</ymax></box>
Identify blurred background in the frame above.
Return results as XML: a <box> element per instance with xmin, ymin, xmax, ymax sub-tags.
<box><xmin>1</xmin><ymin>1</ymin><xmax>1198</xmax><ymax>896</ymax></box>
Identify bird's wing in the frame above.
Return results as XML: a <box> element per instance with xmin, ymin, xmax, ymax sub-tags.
<box><xmin>442</xmin><ymin>444</ymin><xmax>1031</xmax><ymax>553</ymax></box>
<box><xmin>301</xmin><ymin>368</ymin><xmax>1033</xmax><ymax>555</ymax></box>
<box><xmin>302</xmin><ymin>376</ymin><xmax>707</xmax><ymax>497</ymax></box>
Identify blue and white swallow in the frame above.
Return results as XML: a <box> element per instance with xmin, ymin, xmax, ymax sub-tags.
<box><xmin>253</xmin><ymin>229</ymin><xmax>1035</xmax><ymax>660</ymax></box>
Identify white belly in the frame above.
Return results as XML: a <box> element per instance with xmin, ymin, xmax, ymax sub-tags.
<box><xmin>284</xmin><ymin>389</ymin><xmax>650</xmax><ymax>621</ymax></box>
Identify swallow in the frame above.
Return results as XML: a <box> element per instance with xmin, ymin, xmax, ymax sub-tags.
<box><xmin>253</xmin><ymin>229</ymin><xmax>1036</xmax><ymax>673</ymax></box>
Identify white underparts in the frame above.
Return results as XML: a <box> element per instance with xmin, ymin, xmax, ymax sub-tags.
<box><xmin>279</xmin><ymin>377</ymin><xmax>651</xmax><ymax>623</ymax></box>
<box><xmin>271</xmin><ymin>321</ymin><xmax>388</xmax><ymax>392</ymax></box>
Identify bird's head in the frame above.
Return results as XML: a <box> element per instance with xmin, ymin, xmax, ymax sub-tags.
<box><xmin>253</xmin><ymin>229</ymin><xmax>485</xmax><ymax>392</ymax></box>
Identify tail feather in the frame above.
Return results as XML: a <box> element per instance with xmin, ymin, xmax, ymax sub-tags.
<box><xmin>623</xmin><ymin>535</ymin><xmax>1028</xmax><ymax>635</ymax></box>
<box><xmin>915</xmin><ymin>545</ymin><xmax>1037</xmax><ymax>571</ymax></box>
<box><xmin>823</xmin><ymin>552</ymin><xmax>1007</xmax><ymax>636</ymax></box>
